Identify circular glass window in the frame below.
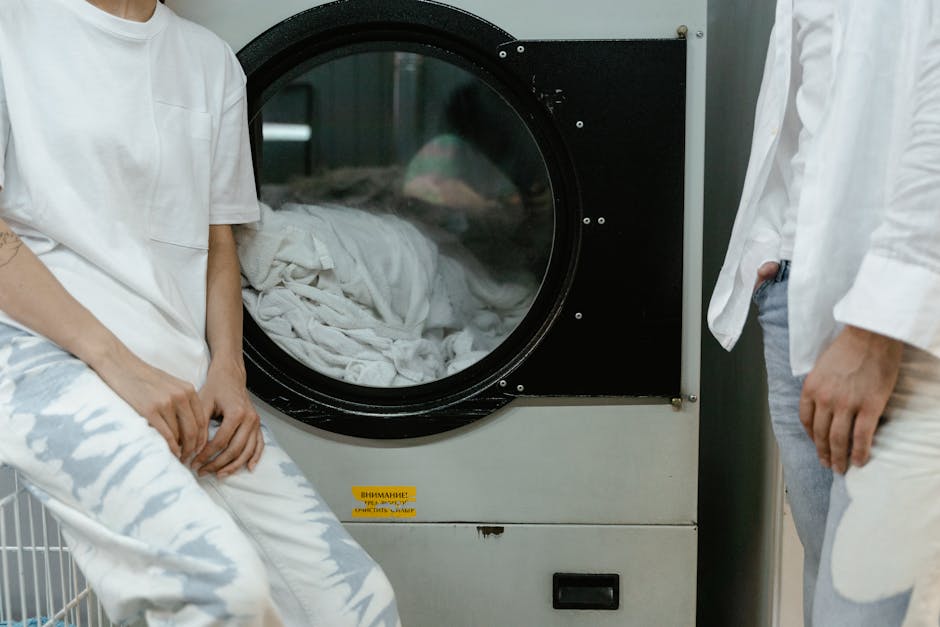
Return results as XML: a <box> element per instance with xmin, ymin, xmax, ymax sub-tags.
<box><xmin>237</xmin><ymin>49</ymin><xmax>555</xmax><ymax>389</ymax></box>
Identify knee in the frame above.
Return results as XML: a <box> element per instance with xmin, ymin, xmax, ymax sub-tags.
<box><xmin>177</xmin><ymin>538</ymin><xmax>275</xmax><ymax>624</ymax></box>
<box><xmin>221</xmin><ymin>551</ymin><xmax>277</xmax><ymax>624</ymax></box>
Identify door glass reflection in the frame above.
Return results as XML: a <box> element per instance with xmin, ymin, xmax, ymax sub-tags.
<box><xmin>238</xmin><ymin>50</ymin><xmax>554</xmax><ymax>387</ymax></box>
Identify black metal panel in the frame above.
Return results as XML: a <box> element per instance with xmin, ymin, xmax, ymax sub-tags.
<box><xmin>502</xmin><ymin>40</ymin><xmax>686</xmax><ymax>397</ymax></box>
<box><xmin>237</xmin><ymin>0</ymin><xmax>687</xmax><ymax>438</ymax></box>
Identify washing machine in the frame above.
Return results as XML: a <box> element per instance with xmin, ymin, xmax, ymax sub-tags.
<box><xmin>168</xmin><ymin>1</ymin><xmax>705</xmax><ymax>624</ymax></box>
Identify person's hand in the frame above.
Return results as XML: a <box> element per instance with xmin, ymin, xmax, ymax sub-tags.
<box><xmin>799</xmin><ymin>326</ymin><xmax>903</xmax><ymax>474</ymax></box>
<box><xmin>96</xmin><ymin>350</ymin><xmax>208</xmax><ymax>462</ymax></box>
<box><xmin>192</xmin><ymin>360</ymin><xmax>264</xmax><ymax>479</ymax></box>
<box><xmin>754</xmin><ymin>261</ymin><xmax>780</xmax><ymax>292</ymax></box>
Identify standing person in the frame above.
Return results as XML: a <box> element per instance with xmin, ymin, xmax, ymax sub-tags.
<box><xmin>0</xmin><ymin>0</ymin><xmax>401</xmax><ymax>625</ymax></box>
<box><xmin>709</xmin><ymin>1</ymin><xmax>940</xmax><ymax>625</ymax></box>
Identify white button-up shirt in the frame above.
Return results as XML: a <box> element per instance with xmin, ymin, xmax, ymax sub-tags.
<box><xmin>780</xmin><ymin>0</ymin><xmax>833</xmax><ymax>260</ymax></box>
<box><xmin>708</xmin><ymin>0</ymin><xmax>940</xmax><ymax>376</ymax></box>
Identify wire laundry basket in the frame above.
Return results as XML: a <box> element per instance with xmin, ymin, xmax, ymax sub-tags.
<box><xmin>0</xmin><ymin>467</ymin><xmax>114</xmax><ymax>627</ymax></box>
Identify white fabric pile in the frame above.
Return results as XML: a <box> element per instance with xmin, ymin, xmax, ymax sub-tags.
<box><xmin>236</xmin><ymin>203</ymin><xmax>534</xmax><ymax>387</ymax></box>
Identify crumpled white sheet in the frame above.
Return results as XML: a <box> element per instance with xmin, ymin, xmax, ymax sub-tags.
<box><xmin>236</xmin><ymin>203</ymin><xmax>534</xmax><ymax>387</ymax></box>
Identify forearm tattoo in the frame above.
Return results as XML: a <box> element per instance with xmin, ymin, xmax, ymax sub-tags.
<box><xmin>0</xmin><ymin>230</ymin><xmax>22</xmax><ymax>268</ymax></box>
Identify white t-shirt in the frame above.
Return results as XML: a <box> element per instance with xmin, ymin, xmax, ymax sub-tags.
<box><xmin>0</xmin><ymin>0</ymin><xmax>259</xmax><ymax>386</ymax></box>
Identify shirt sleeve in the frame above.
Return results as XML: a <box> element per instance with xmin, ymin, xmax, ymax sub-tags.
<box><xmin>833</xmin><ymin>25</ymin><xmax>940</xmax><ymax>359</ymax></box>
<box><xmin>209</xmin><ymin>51</ymin><xmax>259</xmax><ymax>225</ymax></box>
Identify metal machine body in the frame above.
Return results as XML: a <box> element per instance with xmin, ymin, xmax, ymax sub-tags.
<box><xmin>169</xmin><ymin>1</ymin><xmax>707</xmax><ymax>624</ymax></box>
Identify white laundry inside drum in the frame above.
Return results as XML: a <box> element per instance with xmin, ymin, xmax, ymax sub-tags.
<box><xmin>237</xmin><ymin>201</ymin><xmax>535</xmax><ymax>387</ymax></box>
<box><xmin>238</xmin><ymin>49</ymin><xmax>554</xmax><ymax>388</ymax></box>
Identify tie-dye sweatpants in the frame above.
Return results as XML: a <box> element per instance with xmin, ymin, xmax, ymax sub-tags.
<box><xmin>0</xmin><ymin>323</ymin><xmax>401</xmax><ymax>627</ymax></box>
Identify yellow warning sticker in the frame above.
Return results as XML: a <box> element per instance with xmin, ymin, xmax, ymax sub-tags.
<box><xmin>352</xmin><ymin>486</ymin><xmax>417</xmax><ymax>519</ymax></box>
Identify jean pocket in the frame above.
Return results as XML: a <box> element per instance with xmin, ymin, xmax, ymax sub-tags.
<box><xmin>752</xmin><ymin>278</ymin><xmax>772</xmax><ymax>306</ymax></box>
<box><xmin>149</xmin><ymin>102</ymin><xmax>211</xmax><ymax>250</ymax></box>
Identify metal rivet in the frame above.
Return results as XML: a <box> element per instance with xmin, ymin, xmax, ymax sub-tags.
<box><xmin>516</xmin><ymin>384</ymin><xmax>525</xmax><ymax>392</ymax></box>
<box><xmin>576</xmin><ymin>120</ymin><xmax>584</xmax><ymax>129</ymax></box>
<box><xmin>575</xmin><ymin>312</ymin><xmax>583</xmax><ymax>320</ymax></box>
<box><xmin>499</xmin><ymin>380</ymin><xmax>507</xmax><ymax>387</ymax></box>
<box><xmin>517</xmin><ymin>45</ymin><xmax>525</xmax><ymax>53</ymax></box>
<box><xmin>582</xmin><ymin>217</ymin><xmax>591</xmax><ymax>225</ymax></box>
<box><xmin>696</xmin><ymin>30</ymin><xmax>705</xmax><ymax>39</ymax></box>
<box><xmin>688</xmin><ymin>394</ymin><xmax>699</xmax><ymax>403</ymax></box>
<box><xmin>597</xmin><ymin>217</ymin><xmax>606</xmax><ymax>225</ymax></box>
<box><xmin>499</xmin><ymin>50</ymin><xmax>507</xmax><ymax>59</ymax></box>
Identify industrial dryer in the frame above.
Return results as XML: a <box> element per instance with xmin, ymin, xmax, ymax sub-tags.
<box><xmin>169</xmin><ymin>0</ymin><xmax>706</xmax><ymax>624</ymax></box>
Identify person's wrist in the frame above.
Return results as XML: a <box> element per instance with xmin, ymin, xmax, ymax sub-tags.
<box><xmin>844</xmin><ymin>325</ymin><xmax>903</xmax><ymax>356</ymax></box>
<box><xmin>207</xmin><ymin>350</ymin><xmax>247</xmax><ymax>383</ymax></box>
<box><xmin>73</xmin><ymin>328</ymin><xmax>129</xmax><ymax>375</ymax></box>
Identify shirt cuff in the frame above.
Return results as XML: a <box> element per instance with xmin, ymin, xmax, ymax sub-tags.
<box><xmin>833</xmin><ymin>253</ymin><xmax>940</xmax><ymax>360</ymax></box>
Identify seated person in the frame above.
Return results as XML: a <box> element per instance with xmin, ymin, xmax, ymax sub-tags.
<box><xmin>0</xmin><ymin>1</ymin><xmax>400</xmax><ymax>624</ymax></box>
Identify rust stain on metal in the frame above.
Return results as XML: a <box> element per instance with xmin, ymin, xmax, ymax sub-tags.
<box><xmin>476</xmin><ymin>525</ymin><xmax>505</xmax><ymax>539</ymax></box>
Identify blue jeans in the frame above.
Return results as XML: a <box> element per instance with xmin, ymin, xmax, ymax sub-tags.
<box><xmin>754</xmin><ymin>263</ymin><xmax>920</xmax><ymax>626</ymax></box>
